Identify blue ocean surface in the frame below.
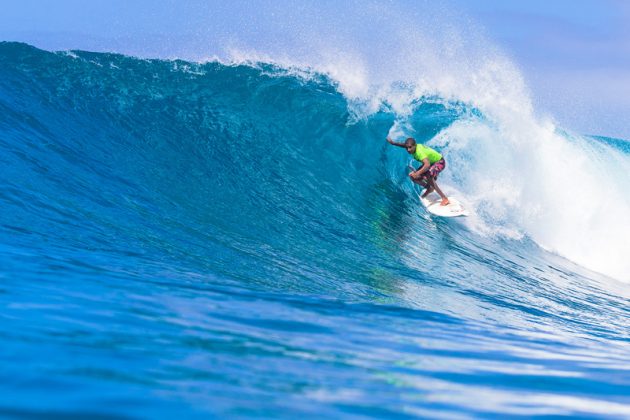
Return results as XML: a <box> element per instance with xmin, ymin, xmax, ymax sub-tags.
<box><xmin>1</xmin><ymin>42</ymin><xmax>630</xmax><ymax>418</ymax></box>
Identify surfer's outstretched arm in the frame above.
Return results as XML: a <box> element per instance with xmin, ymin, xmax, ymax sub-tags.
<box><xmin>386</xmin><ymin>137</ymin><xmax>407</xmax><ymax>148</ymax></box>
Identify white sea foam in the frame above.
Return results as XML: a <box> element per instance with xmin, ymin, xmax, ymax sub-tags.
<box><xmin>432</xmin><ymin>118</ymin><xmax>630</xmax><ymax>282</ymax></box>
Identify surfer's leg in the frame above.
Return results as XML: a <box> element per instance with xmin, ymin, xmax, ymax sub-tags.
<box><xmin>425</xmin><ymin>159</ymin><xmax>448</xmax><ymax>205</ymax></box>
<box><xmin>420</xmin><ymin>175</ymin><xmax>434</xmax><ymax>198</ymax></box>
<box><xmin>429</xmin><ymin>177</ymin><xmax>449</xmax><ymax>206</ymax></box>
<box><xmin>413</xmin><ymin>177</ymin><xmax>435</xmax><ymax>198</ymax></box>
<box><xmin>412</xmin><ymin>176</ymin><xmax>429</xmax><ymax>188</ymax></box>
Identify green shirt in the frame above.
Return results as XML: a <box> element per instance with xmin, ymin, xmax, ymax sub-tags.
<box><xmin>412</xmin><ymin>144</ymin><xmax>442</xmax><ymax>164</ymax></box>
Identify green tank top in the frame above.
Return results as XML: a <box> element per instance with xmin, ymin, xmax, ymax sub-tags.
<box><xmin>413</xmin><ymin>144</ymin><xmax>442</xmax><ymax>164</ymax></box>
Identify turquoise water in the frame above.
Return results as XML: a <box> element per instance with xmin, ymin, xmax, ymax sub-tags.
<box><xmin>1</xmin><ymin>42</ymin><xmax>630</xmax><ymax>418</ymax></box>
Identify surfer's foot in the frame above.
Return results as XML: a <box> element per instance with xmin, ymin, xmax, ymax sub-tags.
<box><xmin>421</xmin><ymin>188</ymin><xmax>434</xmax><ymax>198</ymax></box>
<box><xmin>440</xmin><ymin>198</ymin><xmax>450</xmax><ymax>206</ymax></box>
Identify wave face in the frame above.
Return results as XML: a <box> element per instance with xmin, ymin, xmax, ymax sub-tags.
<box><xmin>1</xmin><ymin>42</ymin><xmax>630</xmax><ymax>417</ymax></box>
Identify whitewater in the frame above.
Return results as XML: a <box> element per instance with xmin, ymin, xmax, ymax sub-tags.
<box><xmin>1</xmin><ymin>15</ymin><xmax>630</xmax><ymax>418</ymax></box>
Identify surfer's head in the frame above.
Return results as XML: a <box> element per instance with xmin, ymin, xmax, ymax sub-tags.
<box><xmin>404</xmin><ymin>138</ymin><xmax>417</xmax><ymax>154</ymax></box>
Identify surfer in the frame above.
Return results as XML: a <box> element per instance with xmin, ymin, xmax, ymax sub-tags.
<box><xmin>386</xmin><ymin>137</ymin><xmax>450</xmax><ymax>206</ymax></box>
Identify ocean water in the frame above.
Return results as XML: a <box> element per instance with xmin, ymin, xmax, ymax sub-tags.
<box><xmin>1</xmin><ymin>41</ymin><xmax>630</xmax><ymax>418</ymax></box>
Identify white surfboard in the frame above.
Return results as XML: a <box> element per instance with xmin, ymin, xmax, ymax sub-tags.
<box><xmin>419</xmin><ymin>194</ymin><xmax>469</xmax><ymax>217</ymax></box>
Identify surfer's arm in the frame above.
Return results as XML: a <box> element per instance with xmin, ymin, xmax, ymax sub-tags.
<box><xmin>386</xmin><ymin>137</ymin><xmax>406</xmax><ymax>148</ymax></box>
<box><xmin>410</xmin><ymin>158</ymin><xmax>430</xmax><ymax>179</ymax></box>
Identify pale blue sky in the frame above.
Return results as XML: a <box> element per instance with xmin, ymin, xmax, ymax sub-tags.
<box><xmin>1</xmin><ymin>0</ymin><xmax>629</xmax><ymax>138</ymax></box>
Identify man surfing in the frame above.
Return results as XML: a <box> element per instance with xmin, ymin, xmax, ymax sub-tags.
<box><xmin>386</xmin><ymin>137</ymin><xmax>450</xmax><ymax>206</ymax></box>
